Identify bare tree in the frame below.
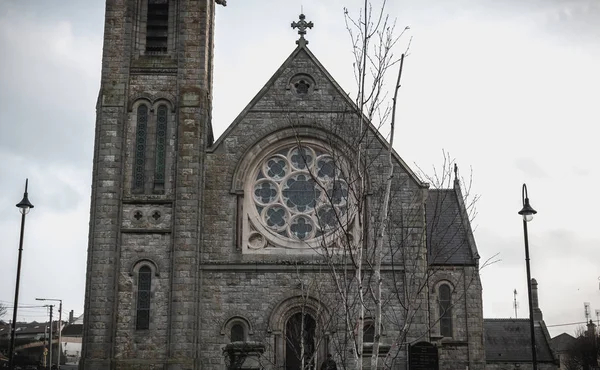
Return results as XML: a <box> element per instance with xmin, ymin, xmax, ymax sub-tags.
<box><xmin>0</xmin><ymin>302</ymin><xmax>7</xmax><ymax>319</ymax></box>
<box><xmin>239</xmin><ymin>1</ymin><xmax>486</xmax><ymax>368</ymax></box>
<box><xmin>279</xmin><ymin>0</ymin><xmax>487</xmax><ymax>366</ymax></box>
<box><xmin>564</xmin><ymin>325</ymin><xmax>600</xmax><ymax>370</ymax></box>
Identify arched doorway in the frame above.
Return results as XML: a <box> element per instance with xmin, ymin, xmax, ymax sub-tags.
<box><xmin>285</xmin><ymin>312</ymin><xmax>316</xmax><ymax>369</ymax></box>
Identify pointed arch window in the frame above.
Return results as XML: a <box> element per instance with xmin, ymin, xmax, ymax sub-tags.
<box><xmin>136</xmin><ymin>266</ymin><xmax>152</xmax><ymax>330</ymax></box>
<box><xmin>439</xmin><ymin>284</ymin><xmax>453</xmax><ymax>337</ymax></box>
<box><xmin>154</xmin><ymin>104</ymin><xmax>168</xmax><ymax>190</ymax></box>
<box><xmin>364</xmin><ymin>322</ymin><xmax>375</xmax><ymax>343</ymax></box>
<box><xmin>285</xmin><ymin>312</ymin><xmax>316</xmax><ymax>369</ymax></box>
<box><xmin>133</xmin><ymin>104</ymin><xmax>149</xmax><ymax>192</ymax></box>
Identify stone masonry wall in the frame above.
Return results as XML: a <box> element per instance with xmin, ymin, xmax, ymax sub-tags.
<box><xmin>199</xmin><ymin>268</ymin><xmax>412</xmax><ymax>369</ymax></box>
<box><xmin>200</xmin><ymin>44</ymin><xmax>431</xmax><ymax>368</ymax></box>
<box><xmin>429</xmin><ymin>266</ymin><xmax>485</xmax><ymax>370</ymax></box>
<box><xmin>83</xmin><ymin>1</ymin><xmax>216</xmax><ymax>369</ymax></box>
<box><xmin>82</xmin><ymin>1</ymin><xmax>132</xmax><ymax>368</ymax></box>
<box><xmin>114</xmin><ymin>233</ymin><xmax>171</xmax><ymax>361</ymax></box>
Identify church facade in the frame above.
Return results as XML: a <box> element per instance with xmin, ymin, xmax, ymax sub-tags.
<box><xmin>81</xmin><ymin>1</ymin><xmax>485</xmax><ymax>369</ymax></box>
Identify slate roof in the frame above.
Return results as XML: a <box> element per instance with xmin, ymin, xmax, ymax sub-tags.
<box><xmin>62</xmin><ymin>323</ymin><xmax>83</xmax><ymax>337</ymax></box>
<box><xmin>551</xmin><ymin>332</ymin><xmax>576</xmax><ymax>352</ymax></box>
<box><xmin>484</xmin><ymin>319</ymin><xmax>556</xmax><ymax>363</ymax></box>
<box><xmin>0</xmin><ymin>321</ymin><xmax>61</xmax><ymax>337</ymax></box>
<box><xmin>62</xmin><ymin>314</ymin><xmax>84</xmax><ymax>337</ymax></box>
<box><xmin>426</xmin><ymin>183</ymin><xmax>478</xmax><ymax>266</ymax></box>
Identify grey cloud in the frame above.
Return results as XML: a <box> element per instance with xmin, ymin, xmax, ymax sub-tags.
<box><xmin>515</xmin><ymin>157</ymin><xmax>548</xmax><ymax>178</ymax></box>
<box><xmin>0</xmin><ymin>11</ymin><xmax>100</xmax><ymax>167</ymax></box>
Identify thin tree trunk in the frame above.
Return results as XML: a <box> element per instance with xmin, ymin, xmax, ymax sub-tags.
<box><xmin>354</xmin><ymin>0</ymin><xmax>370</xmax><ymax>368</ymax></box>
<box><xmin>370</xmin><ymin>53</ymin><xmax>405</xmax><ymax>369</ymax></box>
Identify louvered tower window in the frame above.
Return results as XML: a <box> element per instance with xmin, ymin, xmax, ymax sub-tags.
<box><xmin>133</xmin><ymin>105</ymin><xmax>148</xmax><ymax>192</ymax></box>
<box><xmin>154</xmin><ymin>104</ymin><xmax>168</xmax><ymax>190</ymax></box>
<box><xmin>136</xmin><ymin>266</ymin><xmax>152</xmax><ymax>330</ymax></box>
<box><xmin>146</xmin><ymin>0</ymin><xmax>169</xmax><ymax>54</ymax></box>
<box><xmin>439</xmin><ymin>284</ymin><xmax>453</xmax><ymax>337</ymax></box>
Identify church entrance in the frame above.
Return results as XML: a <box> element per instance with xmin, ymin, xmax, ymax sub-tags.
<box><xmin>285</xmin><ymin>312</ymin><xmax>317</xmax><ymax>369</ymax></box>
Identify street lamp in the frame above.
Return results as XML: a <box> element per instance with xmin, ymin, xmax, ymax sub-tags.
<box><xmin>8</xmin><ymin>179</ymin><xmax>34</xmax><ymax>370</ymax></box>
<box><xmin>37</xmin><ymin>298</ymin><xmax>63</xmax><ymax>370</ymax></box>
<box><xmin>519</xmin><ymin>183</ymin><xmax>538</xmax><ymax>370</ymax></box>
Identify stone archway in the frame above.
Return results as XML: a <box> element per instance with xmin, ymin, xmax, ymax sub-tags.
<box><xmin>267</xmin><ymin>296</ymin><xmax>331</xmax><ymax>369</ymax></box>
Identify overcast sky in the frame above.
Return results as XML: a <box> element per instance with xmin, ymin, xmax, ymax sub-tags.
<box><xmin>0</xmin><ymin>0</ymin><xmax>599</xmax><ymax>337</ymax></box>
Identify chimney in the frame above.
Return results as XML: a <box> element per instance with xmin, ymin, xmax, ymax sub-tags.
<box><xmin>69</xmin><ymin>310</ymin><xmax>74</xmax><ymax>324</ymax></box>
<box><xmin>531</xmin><ymin>278</ymin><xmax>543</xmax><ymax>321</ymax></box>
<box><xmin>587</xmin><ymin>320</ymin><xmax>596</xmax><ymax>339</ymax></box>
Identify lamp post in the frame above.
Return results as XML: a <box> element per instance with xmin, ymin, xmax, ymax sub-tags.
<box><xmin>519</xmin><ymin>183</ymin><xmax>537</xmax><ymax>370</ymax></box>
<box><xmin>37</xmin><ymin>298</ymin><xmax>63</xmax><ymax>370</ymax></box>
<box><xmin>8</xmin><ymin>179</ymin><xmax>34</xmax><ymax>370</ymax></box>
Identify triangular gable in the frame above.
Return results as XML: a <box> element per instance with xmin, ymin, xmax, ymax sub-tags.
<box><xmin>210</xmin><ymin>43</ymin><xmax>426</xmax><ymax>187</ymax></box>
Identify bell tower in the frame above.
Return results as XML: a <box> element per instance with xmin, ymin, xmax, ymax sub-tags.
<box><xmin>81</xmin><ymin>1</ymin><xmax>223</xmax><ymax>369</ymax></box>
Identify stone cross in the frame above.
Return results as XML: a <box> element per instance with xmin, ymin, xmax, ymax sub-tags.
<box><xmin>291</xmin><ymin>14</ymin><xmax>313</xmax><ymax>45</ymax></box>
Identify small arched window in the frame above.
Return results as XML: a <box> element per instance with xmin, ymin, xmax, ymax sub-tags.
<box><xmin>439</xmin><ymin>284</ymin><xmax>452</xmax><ymax>337</ymax></box>
<box><xmin>136</xmin><ymin>266</ymin><xmax>152</xmax><ymax>330</ymax></box>
<box><xmin>154</xmin><ymin>104</ymin><xmax>168</xmax><ymax>190</ymax></box>
<box><xmin>230</xmin><ymin>323</ymin><xmax>245</xmax><ymax>342</ymax></box>
<box><xmin>133</xmin><ymin>104</ymin><xmax>149</xmax><ymax>192</ymax></box>
<box><xmin>364</xmin><ymin>322</ymin><xmax>375</xmax><ymax>343</ymax></box>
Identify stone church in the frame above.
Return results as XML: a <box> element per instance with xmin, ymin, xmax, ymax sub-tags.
<box><xmin>81</xmin><ymin>1</ymin><xmax>485</xmax><ymax>369</ymax></box>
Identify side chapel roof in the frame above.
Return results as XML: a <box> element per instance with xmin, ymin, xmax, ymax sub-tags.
<box><xmin>426</xmin><ymin>177</ymin><xmax>479</xmax><ymax>266</ymax></box>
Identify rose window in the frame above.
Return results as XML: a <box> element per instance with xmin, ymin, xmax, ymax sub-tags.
<box><xmin>249</xmin><ymin>144</ymin><xmax>352</xmax><ymax>246</ymax></box>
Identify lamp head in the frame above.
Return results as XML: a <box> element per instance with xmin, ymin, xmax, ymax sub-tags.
<box><xmin>518</xmin><ymin>197</ymin><xmax>537</xmax><ymax>222</ymax></box>
<box><xmin>16</xmin><ymin>179</ymin><xmax>34</xmax><ymax>215</ymax></box>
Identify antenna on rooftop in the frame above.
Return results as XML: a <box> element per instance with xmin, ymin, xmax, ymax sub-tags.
<box><xmin>595</xmin><ymin>309</ymin><xmax>600</xmax><ymax>328</ymax></box>
<box><xmin>513</xmin><ymin>289</ymin><xmax>519</xmax><ymax>318</ymax></box>
<box><xmin>584</xmin><ymin>302</ymin><xmax>591</xmax><ymax>321</ymax></box>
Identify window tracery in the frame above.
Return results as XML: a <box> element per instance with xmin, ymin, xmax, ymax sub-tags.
<box><xmin>244</xmin><ymin>142</ymin><xmax>356</xmax><ymax>252</ymax></box>
<box><xmin>154</xmin><ymin>104</ymin><xmax>168</xmax><ymax>189</ymax></box>
<box><xmin>133</xmin><ymin>105</ymin><xmax>149</xmax><ymax>192</ymax></box>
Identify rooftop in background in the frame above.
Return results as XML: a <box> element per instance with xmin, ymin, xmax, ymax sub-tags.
<box><xmin>550</xmin><ymin>332</ymin><xmax>576</xmax><ymax>352</ymax></box>
<box><xmin>484</xmin><ymin>318</ymin><xmax>556</xmax><ymax>363</ymax></box>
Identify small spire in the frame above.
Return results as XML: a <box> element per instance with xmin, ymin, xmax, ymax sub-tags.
<box><xmin>291</xmin><ymin>13</ymin><xmax>313</xmax><ymax>46</ymax></box>
<box><xmin>453</xmin><ymin>163</ymin><xmax>460</xmax><ymax>187</ymax></box>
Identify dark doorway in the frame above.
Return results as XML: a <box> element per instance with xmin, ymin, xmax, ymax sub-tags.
<box><xmin>285</xmin><ymin>312</ymin><xmax>316</xmax><ymax>369</ymax></box>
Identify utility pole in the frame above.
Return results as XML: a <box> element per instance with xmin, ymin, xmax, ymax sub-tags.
<box><xmin>36</xmin><ymin>298</ymin><xmax>62</xmax><ymax>369</ymax></box>
<box><xmin>47</xmin><ymin>305</ymin><xmax>54</xmax><ymax>370</ymax></box>
<box><xmin>513</xmin><ymin>289</ymin><xmax>519</xmax><ymax>319</ymax></box>
<box><xmin>43</xmin><ymin>325</ymin><xmax>48</xmax><ymax>368</ymax></box>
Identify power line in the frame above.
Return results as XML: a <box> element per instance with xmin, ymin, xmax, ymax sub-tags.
<box><xmin>547</xmin><ymin>321</ymin><xmax>589</xmax><ymax>328</ymax></box>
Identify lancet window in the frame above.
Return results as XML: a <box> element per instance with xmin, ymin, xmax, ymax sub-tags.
<box><xmin>439</xmin><ymin>284</ymin><xmax>453</xmax><ymax>337</ymax></box>
<box><xmin>136</xmin><ymin>266</ymin><xmax>152</xmax><ymax>330</ymax></box>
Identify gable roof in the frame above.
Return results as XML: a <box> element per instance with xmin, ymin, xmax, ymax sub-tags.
<box><xmin>210</xmin><ymin>42</ymin><xmax>426</xmax><ymax>187</ymax></box>
<box><xmin>484</xmin><ymin>319</ymin><xmax>556</xmax><ymax>363</ymax></box>
<box><xmin>426</xmin><ymin>179</ymin><xmax>479</xmax><ymax>266</ymax></box>
<box><xmin>551</xmin><ymin>332</ymin><xmax>576</xmax><ymax>352</ymax></box>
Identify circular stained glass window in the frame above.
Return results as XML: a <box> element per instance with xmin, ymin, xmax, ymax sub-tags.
<box><xmin>252</xmin><ymin>144</ymin><xmax>351</xmax><ymax>242</ymax></box>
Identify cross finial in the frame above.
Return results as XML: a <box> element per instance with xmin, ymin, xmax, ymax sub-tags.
<box><xmin>291</xmin><ymin>13</ymin><xmax>313</xmax><ymax>46</ymax></box>
<box><xmin>453</xmin><ymin>163</ymin><xmax>460</xmax><ymax>187</ymax></box>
